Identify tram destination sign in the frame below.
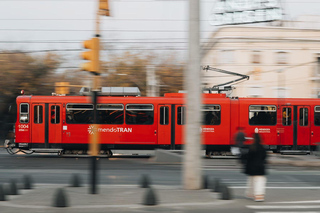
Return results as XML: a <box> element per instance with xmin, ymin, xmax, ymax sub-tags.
<box><xmin>210</xmin><ymin>0</ymin><xmax>283</xmax><ymax>26</ymax></box>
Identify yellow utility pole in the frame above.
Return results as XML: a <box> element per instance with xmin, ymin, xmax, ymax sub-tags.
<box><xmin>80</xmin><ymin>0</ymin><xmax>110</xmax><ymax>194</ymax></box>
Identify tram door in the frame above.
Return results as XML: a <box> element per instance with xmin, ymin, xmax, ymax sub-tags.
<box><xmin>48</xmin><ymin>104</ymin><xmax>62</xmax><ymax>146</ymax></box>
<box><xmin>157</xmin><ymin>105</ymin><xmax>171</xmax><ymax>146</ymax></box>
<box><xmin>174</xmin><ymin>105</ymin><xmax>185</xmax><ymax>147</ymax></box>
<box><xmin>280</xmin><ymin>106</ymin><xmax>310</xmax><ymax>149</ymax></box>
<box><xmin>297</xmin><ymin>106</ymin><xmax>311</xmax><ymax>148</ymax></box>
<box><xmin>31</xmin><ymin>104</ymin><xmax>45</xmax><ymax>145</ymax></box>
<box><xmin>31</xmin><ymin>103</ymin><xmax>62</xmax><ymax>148</ymax></box>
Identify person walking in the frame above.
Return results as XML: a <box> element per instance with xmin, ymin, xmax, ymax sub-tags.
<box><xmin>242</xmin><ymin>133</ymin><xmax>267</xmax><ymax>202</ymax></box>
<box><xmin>234</xmin><ymin>127</ymin><xmax>246</xmax><ymax>158</ymax></box>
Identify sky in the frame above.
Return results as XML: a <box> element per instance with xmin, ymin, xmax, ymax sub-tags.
<box><xmin>0</xmin><ymin>0</ymin><xmax>319</xmax><ymax>69</ymax></box>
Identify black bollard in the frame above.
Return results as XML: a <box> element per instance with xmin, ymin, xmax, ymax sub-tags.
<box><xmin>143</xmin><ymin>187</ymin><xmax>157</xmax><ymax>205</ymax></box>
<box><xmin>8</xmin><ymin>179</ymin><xmax>18</xmax><ymax>195</ymax></box>
<box><xmin>0</xmin><ymin>184</ymin><xmax>6</xmax><ymax>201</ymax></box>
<box><xmin>70</xmin><ymin>174</ymin><xmax>81</xmax><ymax>187</ymax></box>
<box><xmin>220</xmin><ymin>184</ymin><xmax>232</xmax><ymax>200</ymax></box>
<box><xmin>52</xmin><ymin>188</ymin><xmax>68</xmax><ymax>207</ymax></box>
<box><xmin>140</xmin><ymin>174</ymin><xmax>150</xmax><ymax>188</ymax></box>
<box><xmin>23</xmin><ymin>175</ymin><xmax>33</xmax><ymax>190</ymax></box>
<box><xmin>211</xmin><ymin>178</ymin><xmax>222</xmax><ymax>193</ymax></box>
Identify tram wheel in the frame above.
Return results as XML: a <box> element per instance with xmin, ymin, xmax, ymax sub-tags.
<box><xmin>4</xmin><ymin>139</ymin><xmax>20</xmax><ymax>155</ymax></box>
<box><xmin>205</xmin><ymin>150</ymin><xmax>213</xmax><ymax>158</ymax></box>
<box><xmin>106</xmin><ymin>150</ymin><xmax>113</xmax><ymax>157</ymax></box>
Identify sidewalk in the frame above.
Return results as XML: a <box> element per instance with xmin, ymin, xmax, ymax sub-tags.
<box><xmin>0</xmin><ymin>184</ymin><xmax>234</xmax><ymax>213</ymax></box>
<box><xmin>2</xmin><ymin>180</ymin><xmax>320</xmax><ymax>213</ymax></box>
<box><xmin>0</xmin><ymin>153</ymin><xmax>320</xmax><ymax>213</ymax></box>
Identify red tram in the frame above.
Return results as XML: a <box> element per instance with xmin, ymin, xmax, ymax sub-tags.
<box><xmin>9</xmin><ymin>89</ymin><xmax>320</xmax><ymax>156</ymax></box>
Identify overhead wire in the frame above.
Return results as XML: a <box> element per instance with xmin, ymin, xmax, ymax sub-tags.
<box><xmin>0</xmin><ymin>0</ymin><xmax>317</xmax><ymax>2</ymax></box>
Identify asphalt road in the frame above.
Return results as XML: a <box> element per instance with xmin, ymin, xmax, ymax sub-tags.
<box><xmin>1</xmin><ymin>148</ymin><xmax>320</xmax><ymax>213</ymax></box>
<box><xmin>0</xmin><ymin>148</ymin><xmax>319</xmax><ymax>186</ymax></box>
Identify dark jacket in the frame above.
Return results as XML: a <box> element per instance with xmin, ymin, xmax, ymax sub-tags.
<box><xmin>235</xmin><ymin>131</ymin><xmax>246</xmax><ymax>148</ymax></box>
<box><xmin>242</xmin><ymin>143</ymin><xmax>267</xmax><ymax>176</ymax></box>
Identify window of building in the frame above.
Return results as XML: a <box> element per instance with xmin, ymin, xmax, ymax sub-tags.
<box><xmin>273</xmin><ymin>87</ymin><xmax>290</xmax><ymax>98</ymax></box>
<box><xmin>160</xmin><ymin>106</ymin><xmax>169</xmax><ymax>125</ymax></box>
<box><xmin>20</xmin><ymin>103</ymin><xmax>29</xmax><ymax>123</ymax></box>
<box><xmin>34</xmin><ymin>105</ymin><xmax>43</xmax><ymax>124</ymax></box>
<box><xmin>125</xmin><ymin>104</ymin><xmax>154</xmax><ymax>125</ymax></box>
<box><xmin>220</xmin><ymin>50</ymin><xmax>234</xmax><ymax>64</ymax></box>
<box><xmin>299</xmin><ymin>108</ymin><xmax>308</xmax><ymax>126</ymax></box>
<box><xmin>252</xmin><ymin>50</ymin><xmax>261</xmax><ymax>64</ymax></box>
<box><xmin>247</xmin><ymin>86</ymin><xmax>263</xmax><ymax>97</ymax></box>
<box><xmin>249</xmin><ymin>105</ymin><xmax>277</xmax><ymax>125</ymax></box>
<box><xmin>316</xmin><ymin>56</ymin><xmax>320</xmax><ymax>75</ymax></box>
<box><xmin>315</xmin><ymin>106</ymin><xmax>320</xmax><ymax>126</ymax></box>
<box><xmin>282</xmin><ymin>107</ymin><xmax>291</xmax><ymax>126</ymax></box>
<box><xmin>97</xmin><ymin>104</ymin><xmax>124</xmax><ymax>124</ymax></box>
<box><xmin>66</xmin><ymin>104</ymin><xmax>93</xmax><ymax>124</ymax></box>
<box><xmin>202</xmin><ymin>105</ymin><xmax>221</xmax><ymax>125</ymax></box>
<box><xmin>276</xmin><ymin>51</ymin><xmax>288</xmax><ymax>64</ymax></box>
<box><xmin>177</xmin><ymin>106</ymin><xmax>186</xmax><ymax>125</ymax></box>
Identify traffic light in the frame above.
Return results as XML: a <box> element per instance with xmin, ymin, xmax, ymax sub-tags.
<box><xmin>99</xmin><ymin>0</ymin><xmax>110</xmax><ymax>16</ymax></box>
<box><xmin>81</xmin><ymin>37</ymin><xmax>100</xmax><ymax>74</ymax></box>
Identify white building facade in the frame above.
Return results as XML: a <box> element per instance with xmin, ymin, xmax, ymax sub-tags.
<box><xmin>202</xmin><ymin>26</ymin><xmax>320</xmax><ymax>98</ymax></box>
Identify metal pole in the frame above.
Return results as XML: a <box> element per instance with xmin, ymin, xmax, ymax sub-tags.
<box><xmin>183</xmin><ymin>0</ymin><xmax>202</xmax><ymax>190</ymax></box>
<box><xmin>90</xmin><ymin>90</ymin><xmax>98</xmax><ymax>194</ymax></box>
<box><xmin>90</xmin><ymin>1</ymin><xmax>102</xmax><ymax>195</ymax></box>
<box><xmin>90</xmin><ymin>156</ymin><xmax>97</xmax><ymax>193</ymax></box>
<box><xmin>90</xmin><ymin>155</ymin><xmax>97</xmax><ymax>194</ymax></box>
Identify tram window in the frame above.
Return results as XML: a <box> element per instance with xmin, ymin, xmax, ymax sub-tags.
<box><xmin>282</xmin><ymin>107</ymin><xmax>291</xmax><ymax>126</ymax></box>
<box><xmin>160</xmin><ymin>106</ymin><xmax>169</xmax><ymax>125</ymax></box>
<box><xmin>34</xmin><ymin>105</ymin><xmax>43</xmax><ymax>124</ymax></box>
<box><xmin>249</xmin><ymin>105</ymin><xmax>277</xmax><ymax>125</ymax></box>
<box><xmin>299</xmin><ymin>108</ymin><xmax>308</xmax><ymax>126</ymax></box>
<box><xmin>315</xmin><ymin>106</ymin><xmax>320</xmax><ymax>126</ymax></box>
<box><xmin>202</xmin><ymin>105</ymin><xmax>221</xmax><ymax>125</ymax></box>
<box><xmin>20</xmin><ymin>103</ymin><xmax>29</xmax><ymax>123</ymax></box>
<box><xmin>51</xmin><ymin>106</ymin><xmax>60</xmax><ymax>124</ymax></box>
<box><xmin>125</xmin><ymin>104</ymin><xmax>154</xmax><ymax>125</ymax></box>
<box><xmin>97</xmin><ymin>104</ymin><xmax>124</xmax><ymax>124</ymax></box>
<box><xmin>66</xmin><ymin>104</ymin><xmax>94</xmax><ymax>124</ymax></box>
<box><xmin>177</xmin><ymin>106</ymin><xmax>185</xmax><ymax>125</ymax></box>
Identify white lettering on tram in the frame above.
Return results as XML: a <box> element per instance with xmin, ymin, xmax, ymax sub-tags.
<box><xmin>99</xmin><ymin>127</ymin><xmax>133</xmax><ymax>133</ymax></box>
<box><xmin>18</xmin><ymin>124</ymin><xmax>29</xmax><ymax>132</ymax></box>
<box><xmin>201</xmin><ymin>127</ymin><xmax>215</xmax><ymax>133</ymax></box>
<box><xmin>88</xmin><ymin>126</ymin><xmax>133</xmax><ymax>134</ymax></box>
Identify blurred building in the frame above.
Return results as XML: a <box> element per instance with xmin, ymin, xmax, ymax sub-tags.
<box><xmin>282</xmin><ymin>15</ymin><xmax>320</xmax><ymax>30</ymax></box>
<box><xmin>202</xmin><ymin>25</ymin><xmax>320</xmax><ymax>98</ymax></box>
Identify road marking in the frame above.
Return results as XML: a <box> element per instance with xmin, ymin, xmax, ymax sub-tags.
<box><xmin>270</xmin><ymin>200</ymin><xmax>320</xmax><ymax>204</ymax></box>
<box><xmin>0</xmin><ymin>203</ymin><xmax>50</xmax><ymax>209</ymax></box>
<box><xmin>232</xmin><ymin>186</ymin><xmax>320</xmax><ymax>189</ymax></box>
<box><xmin>29</xmin><ymin>184</ymin><xmax>320</xmax><ymax>190</ymax></box>
<box><xmin>203</xmin><ymin>168</ymin><xmax>239</xmax><ymax>171</ymax></box>
<box><xmin>225</xmin><ymin>181</ymin><xmax>307</xmax><ymax>184</ymax></box>
<box><xmin>256</xmin><ymin>212</ymin><xmax>320</xmax><ymax>213</ymax></box>
<box><xmin>248</xmin><ymin>205</ymin><xmax>320</xmax><ymax>209</ymax></box>
<box><xmin>34</xmin><ymin>183</ymin><xmax>184</xmax><ymax>190</ymax></box>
